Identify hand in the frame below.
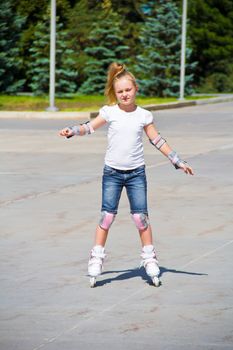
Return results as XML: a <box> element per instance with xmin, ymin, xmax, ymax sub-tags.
<box><xmin>179</xmin><ymin>162</ymin><xmax>194</xmax><ymax>175</ymax></box>
<box><xmin>59</xmin><ymin>127</ymin><xmax>74</xmax><ymax>138</ymax></box>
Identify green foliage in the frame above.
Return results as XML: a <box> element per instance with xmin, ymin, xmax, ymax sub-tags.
<box><xmin>28</xmin><ymin>18</ymin><xmax>50</xmax><ymax>95</ymax></box>
<box><xmin>100</xmin><ymin>0</ymin><xmax>145</xmax><ymax>68</ymax></box>
<box><xmin>28</xmin><ymin>12</ymin><xmax>77</xmax><ymax>95</ymax></box>
<box><xmin>188</xmin><ymin>0</ymin><xmax>233</xmax><ymax>88</ymax></box>
<box><xmin>14</xmin><ymin>0</ymin><xmax>72</xmax><ymax>91</ymax></box>
<box><xmin>135</xmin><ymin>0</ymin><xmax>195</xmax><ymax>97</ymax></box>
<box><xmin>1</xmin><ymin>0</ymin><xmax>233</xmax><ymax>95</ymax></box>
<box><xmin>14</xmin><ymin>0</ymin><xmax>71</xmax><ymax>26</ymax></box>
<box><xmin>198</xmin><ymin>63</ymin><xmax>233</xmax><ymax>93</ymax></box>
<box><xmin>67</xmin><ymin>0</ymin><xmax>99</xmax><ymax>88</ymax></box>
<box><xmin>78</xmin><ymin>8</ymin><xmax>130</xmax><ymax>94</ymax></box>
<box><xmin>104</xmin><ymin>0</ymin><xmax>145</xmax><ymax>22</ymax></box>
<box><xmin>0</xmin><ymin>0</ymin><xmax>25</xmax><ymax>93</ymax></box>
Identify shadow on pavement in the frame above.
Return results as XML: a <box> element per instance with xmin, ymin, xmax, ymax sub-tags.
<box><xmin>94</xmin><ymin>266</ymin><xmax>208</xmax><ymax>287</ymax></box>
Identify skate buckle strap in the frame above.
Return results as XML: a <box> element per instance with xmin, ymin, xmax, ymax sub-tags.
<box><xmin>88</xmin><ymin>251</ymin><xmax>106</xmax><ymax>269</ymax></box>
<box><xmin>141</xmin><ymin>247</ymin><xmax>157</xmax><ymax>260</ymax></box>
<box><xmin>89</xmin><ymin>256</ymin><xmax>103</xmax><ymax>266</ymax></box>
<box><xmin>140</xmin><ymin>257</ymin><xmax>158</xmax><ymax>269</ymax></box>
<box><xmin>90</xmin><ymin>250</ymin><xmax>106</xmax><ymax>260</ymax></box>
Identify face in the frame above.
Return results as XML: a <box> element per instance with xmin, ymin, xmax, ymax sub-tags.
<box><xmin>114</xmin><ymin>77</ymin><xmax>138</xmax><ymax>107</ymax></box>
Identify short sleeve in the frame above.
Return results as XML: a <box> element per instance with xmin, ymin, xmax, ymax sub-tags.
<box><xmin>99</xmin><ymin>106</ymin><xmax>110</xmax><ymax>122</ymax></box>
<box><xmin>144</xmin><ymin>111</ymin><xmax>154</xmax><ymax>126</ymax></box>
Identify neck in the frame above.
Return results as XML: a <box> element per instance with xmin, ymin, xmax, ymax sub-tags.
<box><xmin>118</xmin><ymin>103</ymin><xmax>137</xmax><ymax>113</ymax></box>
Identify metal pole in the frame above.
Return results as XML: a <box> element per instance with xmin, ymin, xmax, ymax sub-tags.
<box><xmin>46</xmin><ymin>0</ymin><xmax>58</xmax><ymax>111</ymax></box>
<box><xmin>179</xmin><ymin>0</ymin><xmax>187</xmax><ymax>101</ymax></box>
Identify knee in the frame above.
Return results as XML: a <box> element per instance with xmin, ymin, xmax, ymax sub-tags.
<box><xmin>131</xmin><ymin>213</ymin><xmax>149</xmax><ymax>230</ymax></box>
<box><xmin>99</xmin><ymin>211</ymin><xmax>116</xmax><ymax>230</ymax></box>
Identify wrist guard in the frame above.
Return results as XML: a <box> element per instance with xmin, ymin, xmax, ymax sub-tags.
<box><xmin>81</xmin><ymin>121</ymin><xmax>95</xmax><ymax>134</ymax></box>
<box><xmin>66</xmin><ymin>121</ymin><xmax>94</xmax><ymax>138</ymax></box>
<box><xmin>149</xmin><ymin>134</ymin><xmax>166</xmax><ymax>149</ymax></box>
<box><xmin>168</xmin><ymin>151</ymin><xmax>187</xmax><ymax>169</ymax></box>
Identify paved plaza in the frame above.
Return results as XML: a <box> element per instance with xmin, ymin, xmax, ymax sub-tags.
<box><xmin>0</xmin><ymin>102</ymin><xmax>233</xmax><ymax>349</ymax></box>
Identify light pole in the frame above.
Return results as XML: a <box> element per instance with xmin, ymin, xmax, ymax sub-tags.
<box><xmin>46</xmin><ymin>0</ymin><xmax>58</xmax><ymax>111</ymax></box>
<box><xmin>179</xmin><ymin>0</ymin><xmax>187</xmax><ymax>101</ymax></box>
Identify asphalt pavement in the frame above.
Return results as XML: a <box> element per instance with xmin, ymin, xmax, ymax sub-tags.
<box><xmin>0</xmin><ymin>102</ymin><xmax>233</xmax><ymax>349</ymax></box>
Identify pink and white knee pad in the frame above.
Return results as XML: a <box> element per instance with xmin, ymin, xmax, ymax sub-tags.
<box><xmin>99</xmin><ymin>211</ymin><xmax>149</xmax><ymax>231</ymax></box>
<box><xmin>131</xmin><ymin>213</ymin><xmax>149</xmax><ymax>230</ymax></box>
<box><xmin>99</xmin><ymin>211</ymin><xmax>116</xmax><ymax>230</ymax></box>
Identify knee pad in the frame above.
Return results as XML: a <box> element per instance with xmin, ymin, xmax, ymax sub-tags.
<box><xmin>99</xmin><ymin>211</ymin><xmax>116</xmax><ymax>230</ymax></box>
<box><xmin>131</xmin><ymin>213</ymin><xmax>149</xmax><ymax>230</ymax></box>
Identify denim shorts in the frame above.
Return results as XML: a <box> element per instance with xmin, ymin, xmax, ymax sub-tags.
<box><xmin>101</xmin><ymin>164</ymin><xmax>148</xmax><ymax>215</ymax></box>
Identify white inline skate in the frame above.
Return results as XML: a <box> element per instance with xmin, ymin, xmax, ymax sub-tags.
<box><xmin>88</xmin><ymin>245</ymin><xmax>106</xmax><ymax>288</ymax></box>
<box><xmin>140</xmin><ymin>245</ymin><xmax>161</xmax><ymax>287</ymax></box>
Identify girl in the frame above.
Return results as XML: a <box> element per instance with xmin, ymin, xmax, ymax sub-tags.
<box><xmin>59</xmin><ymin>62</ymin><xmax>194</xmax><ymax>287</ymax></box>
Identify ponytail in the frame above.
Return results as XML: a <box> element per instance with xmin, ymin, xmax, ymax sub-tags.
<box><xmin>105</xmin><ymin>62</ymin><xmax>137</xmax><ymax>105</ymax></box>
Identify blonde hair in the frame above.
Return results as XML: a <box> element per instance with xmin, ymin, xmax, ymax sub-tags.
<box><xmin>104</xmin><ymin>62</ymin><xmax>137</xmax><ymax>105</ymax></box>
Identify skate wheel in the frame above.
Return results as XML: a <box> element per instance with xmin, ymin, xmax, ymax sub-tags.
<box><xmin>152</xmin><ymin>276</ymin><xmax>160</xmax><ymax>287</ymax></box>
<box><xmin>90</xmin><ymin>277</ymin><xmax>96</xmax><ymax>288</ymax></box>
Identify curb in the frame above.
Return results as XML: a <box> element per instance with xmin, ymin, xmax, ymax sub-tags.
<box><xmin>195</xmin><ymin>95</ymin><xmax>233</xmax><ymax>105</ymax></box>
<box><xmin>0</xmin><ymin>95</ymin><xmax>232</xmax><ymax>120</ymax></box>
<box><xmin>0</xmin><ymin>111</ymin><xmax>90</xmax><ymax>120</ymax></box>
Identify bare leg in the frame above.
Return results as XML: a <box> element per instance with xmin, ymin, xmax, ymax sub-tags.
<box><xmin>94</xmin><ymin>225</ymin><xmax>109</xmax><ymax>246</ymax></box>
<box><xmin>139</xmin><ymin>224</ymin><xmax>153</xmax><ymax>246</ymax></box>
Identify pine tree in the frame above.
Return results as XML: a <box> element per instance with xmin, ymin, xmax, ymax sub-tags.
<box><xmin>0</xmin><ymin>0</ymin><xmax>25</xmax><ymax>93</ymax></box>
<box><xmin>67</xmin><ymin>0</ymin><xmax>99</xmax><ymax>88</ymax></box>
<box><xmin>28</xmin><ymin>12</ymin><xmax>77</xmax><ymax>95</ymax></box>
<box><xmin>188</xmin><ymin>0</ymin><xmax>233</xmax><ymax>91</ymax></box>
<box><xmin>135</xmin><ymin>0</ymin><xmax>195</xmax><ymax>97</ymax></box>
<box><xmin>78</xmin><ymin>6</ymin><xmax>130</xmax><ymax>95</ymax></box>
<box><xmin>68</xmin><ymin>0</ymin><xmax>145</xmax><ymax>90</ymax></box>
<box><xmin>14</xmin><ymin>0</ymin><xmax>72</xmax><ymax>91</ymax></box>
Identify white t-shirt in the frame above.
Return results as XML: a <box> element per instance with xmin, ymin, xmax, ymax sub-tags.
<box><xmin>99</xmin><ymin>104</ymin><xmax>153</xmax><ymax>170</ymax></box>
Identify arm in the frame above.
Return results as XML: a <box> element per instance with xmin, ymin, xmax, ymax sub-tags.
<box><xmin>144</xmin><ymin>123</ymin><xmax>194</xmax><ymax>175</ymax></box>
<box><xmin>59</xmin><ymin>115</ymin><xmax>106</xmax><ymax>138</ymax></box>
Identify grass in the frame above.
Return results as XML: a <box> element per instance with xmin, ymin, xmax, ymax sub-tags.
<box><xmin>0</xmin><ymin>94</ymin><xmax>215</xmax><ymax>112</ymax></box>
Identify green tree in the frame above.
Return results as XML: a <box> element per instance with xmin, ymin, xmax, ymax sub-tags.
<box><xmin>135</xmin><ymin>0</ymin><xmax>195</xmax><ymax>97</ymax></box>
<box><xmin>28</xmin><ymin>13</ymin><xmax>77</xmax><ymax>95</ymax></box>
<box><xmin>14</xmin><ymin>0</ymin><xmax>72</xmax><ymax>91</ymax></box>
<box><xmin>94</xmin><ymin>0</ymin><xmax>147</xmax><ymax>69</ymax></box>
<box><xmin>78</xmin><ymin>7</ymin><xmax>130</xmax><ymax>94</ymax></box>
<box><xmin>67</xmin><ymin>0</ymin><xmax>99</xmax><ymax>89</ymax></box>
<box><xmin>188</xmin><ymin>0</ymin><xmax>233</xmax><ymax>91</ymax></box>
<box><xmin>68</xmin><ymin>0</ymin><xmax>147</xmax><ymax>89</ymax></box>
<box><xmin>0</xmin><ymin>0</ymin><xmax>25</xmax><ymax>93</ymax></box>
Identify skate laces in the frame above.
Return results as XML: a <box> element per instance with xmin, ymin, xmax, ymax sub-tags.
<box><xmin>89</xmin><ymin>247</ymin><xmax>106</xmax><ymax>266</ymax></box>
